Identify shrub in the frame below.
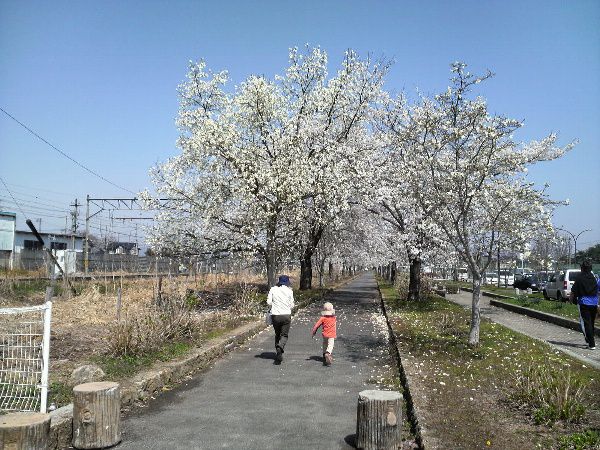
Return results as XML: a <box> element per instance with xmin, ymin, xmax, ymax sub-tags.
<box><xmin>107</xmin><ymin>295</ymin><xmax>198</xmax><ymax>357</ymax></box>
<box><xmin>510</xmin><ymin>363</ymin><xmax>588</xmax><ymax>425</ymax></box>
<box><xmin>229</xmin><ymin>283</ymin><xmax>263</xmax><ymax>317</ymax></box>
<box><xmin>444</xmin><ymin>282</ymin><xmax>461</xmax><ymax>294</ymax></box>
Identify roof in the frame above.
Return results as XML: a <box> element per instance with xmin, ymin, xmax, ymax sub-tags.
<box><xmin>15</xmin><ymin>230</ymin><xmax>84</xmax><ymax>239</ymax></box>
<box><xmin>0</xmin><ymin>211</ymin><xmax>17</xmax><ymax>218</ymax></box>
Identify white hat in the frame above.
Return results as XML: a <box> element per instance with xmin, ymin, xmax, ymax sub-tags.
<box><xmin>321</xmin><ymin>302</ymin><xmax>335</xmax><ymax>316</ymax></box>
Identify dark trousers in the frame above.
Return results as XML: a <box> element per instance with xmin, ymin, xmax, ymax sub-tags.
<box><xmin>272</xmin><ymin>314</ymin><xmax>291</xmax><ymax>351</ymax></box>
<box><xmin>579</xmin><ymin>304</ymin><xmax>597</xmax><ymax>347</ymax></box>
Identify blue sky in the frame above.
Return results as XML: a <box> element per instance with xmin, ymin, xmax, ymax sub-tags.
<box><xmin>0</xmin><ymin>0</ymin><xmax>598</xmax><ymax>251</ymax></box>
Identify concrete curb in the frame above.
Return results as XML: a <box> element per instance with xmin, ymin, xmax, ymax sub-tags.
<box><xmin>461</xmin><ymin>287</ymin><xmax>599</xmax><ymax>336</ymax></box>
<box><xmin>377</xmin><ymin>286</ymin><xmax>426</xmax><ymax>450</ymax></box>
<box><xmin>48</xmin><ymin>287</ymin><xmax>333</xmax><ymax>449</ymax></box>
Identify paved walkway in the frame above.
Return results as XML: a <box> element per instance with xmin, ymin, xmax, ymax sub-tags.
<box><xmin>118</xmin><ymin>273</ymin><xmax>394</xmax><ymax>450</ymax></box>
<box><xmin>447</xmin><ymin>291</ymin><xmax>600</xmax><ymax>369</ymax></box>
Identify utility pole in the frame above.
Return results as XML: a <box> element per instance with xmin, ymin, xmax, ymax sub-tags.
<box><xmin>70</xmin><ymin>198</ymin><xmax>80</xmax><ymax>250</ymax></box>
<box><xmin>83</xmin><ymin>196</ymin><xmax>173</xmax><ymax>274</ymax></box>
<box><xmin>85</xmin><ymin>195</ymin><xmax>89</xmax><ymax>274</ymax></box>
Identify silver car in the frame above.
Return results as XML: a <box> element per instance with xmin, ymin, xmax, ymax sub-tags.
<box><xmin>543</xmin><ymin>269</ymin><xmax>582</xmax><ymax>301</ymax></box>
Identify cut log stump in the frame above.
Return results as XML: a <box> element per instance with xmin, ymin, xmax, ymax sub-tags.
<box><xmin>356</xmin><ymin>390</ymin><xmax>402</xmax><ymax>450</ymax></box>
<box><xmin>72</xmin><ymin>381</ymin><xmax>121</xmax><ymax>449</ymax></box>
<box><xmin>0</xmin><ymin>413</ymin><xmax>51</xmax><ymax>450</ymax></box>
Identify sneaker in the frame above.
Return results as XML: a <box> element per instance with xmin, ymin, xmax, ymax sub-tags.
<box><xmin>589</xmin><ymin>346</ymin><xmax>596</xmax><ymax>350</ymax></box>
<box><xmin>275</xmin><ymin>347</ymin><xmax>283</xmax><ymax>362</ymax></box>
<box><xmin>324</xmin><ymin>352</ymin><xmax>333</xmax><ymax>366</ymax></box>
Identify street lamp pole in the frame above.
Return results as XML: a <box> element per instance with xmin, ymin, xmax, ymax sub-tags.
<box><xmin>556</xmin><ymin>227</ymin><xmax>591</xmax><ymax>266</ymax></box>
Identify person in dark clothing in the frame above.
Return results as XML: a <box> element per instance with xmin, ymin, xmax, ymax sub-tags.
<box><xmin>570</xmin><ymin>259</ymin><xmax>600</xmax><ymax>349</ymax></box>
<box><xmin>267</xmin><ymin>275</ymin><xmax>294</xmax><ymax>364</ymax></box>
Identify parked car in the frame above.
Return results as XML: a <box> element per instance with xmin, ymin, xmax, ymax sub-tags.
<box><xmin>543</xmin><ymin>269</ymin><xmax>584</xmax><ymax>301</ymax></box>
<box><xmin>484</xmin><ymin>271</ymin><xmax>498</xmax><ymax>285</ymax></box>
<box><xmin>513</xmin><ymin>273</ymin><xmax>542</xmax><ymax>291</ymax></box>
<box><xmin>498</xmin><ymin>269</ymin><xmax>514</xmax><ymax>286</ymax></box>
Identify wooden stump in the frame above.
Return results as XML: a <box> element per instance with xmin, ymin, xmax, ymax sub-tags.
<box><xmin>72</xmin><ymin>381</ymin><xmax>121</xmax><ymax>449</ymax></box>
<box><xmin>356</xmin><ymin>390</ymin><xmax>402</xmax><ymax>450</ymax></box>
<box><xmin>0</xmin><ymin>413</ymin><xmax>51</xmax><ymax>450</ymax></box>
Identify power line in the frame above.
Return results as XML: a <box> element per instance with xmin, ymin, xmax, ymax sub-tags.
<box><xmin>1</xmin><ymin>196</ymin><xmax>70</xmax><ymax>213</ymax></box>
<box><xmin>0</xmin><ymin>176</ymin><xmax>28</xmax><ymax>219</ymax></box>
<box><xmin>0</xmin><ymin>106</ymin><xmax>136</xmax><ymax>195</ymax></box>
<box><xmin>0</xmin><ymin>186</ymin><xmax>72</xmax><ymax>205</ymax></box>
<box><xmin>0</xmin><ymin>180</ymin><xmax>76</xmax><ymax>198</ymax></box>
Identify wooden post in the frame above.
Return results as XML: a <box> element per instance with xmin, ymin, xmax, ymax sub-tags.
<box><xmin>116</xmin><ymin>288</ymin><xmax>122</xmax><ymax>320</ymax></box>
<box><xmin>356</xmin><ymin>390</ymin><xmax>402</xmax><ymax>450</ymax></box>
<box><xmin>0</xmin><ymin>413</ymin><xmax>51</xmax><ymax>449</ymax></box>
<box><xmin>72</xmin><ymin>382</ymin><xmax>121</xmax><ymax>449</ymax></box>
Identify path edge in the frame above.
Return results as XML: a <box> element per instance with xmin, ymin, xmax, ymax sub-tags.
<box><xmin>377</xmin><ymin>284</ymin><xmax>427</xmax><ymax>450</ymax></box>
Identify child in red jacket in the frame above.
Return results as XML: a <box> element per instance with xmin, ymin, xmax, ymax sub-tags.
<box><xmin>312</xmin><ymin>302</ymin><xmax>337</xmax><ymax>366</ymax></box>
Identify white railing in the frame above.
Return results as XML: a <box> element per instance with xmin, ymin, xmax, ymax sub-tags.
<box><xmin>0</xmin><ymin>301</ymin><xmax>52</xmax><ymax>413</ymax></box>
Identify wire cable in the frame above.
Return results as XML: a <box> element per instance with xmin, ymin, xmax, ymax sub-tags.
<box><xmin>0</xmin><ymin>106</ymin><xmax>136</xmax><ymax>195</ymax></box>
<box><xmin>0</xmin><ymin>176</ymin><xmax>29</xmax><ymax>220</ymax></box>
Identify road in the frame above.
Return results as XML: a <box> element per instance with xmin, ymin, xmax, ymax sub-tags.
<box><xmin>117</xmin><ymin>273</ymin><xmax>395</xmax><ymax>450</ymax></box>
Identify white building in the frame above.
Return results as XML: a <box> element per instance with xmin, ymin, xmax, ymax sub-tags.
<box><xmin>13</xmin><ymin>230</ymin><xmax>84</xmax><ymax>253</ymax></box>
<box><xmin>0</xmin><ymin>212</ymin><xmax>17</xmax><ymax>269</ymax></box>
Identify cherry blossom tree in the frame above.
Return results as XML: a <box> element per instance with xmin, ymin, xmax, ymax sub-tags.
<box><xmin>370</xmin><ymin>94</ymin><xmax>448</xmax><ymax>300</ymax></box>
<box><xmin>398</xmin><ymin>63</ymin><xmax>574</xmax><ymax>345</ymax></box>
<box><xmin>142</xmin><ymin>47</ymin><xmax>388</xmax><ymax>287</ymax></box>
<box><xmin>282</xmin><ymin>48</ymin><xmax>389</xmax><ymax>289</ymax></box>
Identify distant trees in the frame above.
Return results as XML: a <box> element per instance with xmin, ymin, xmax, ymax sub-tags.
<box><xmin>576</xmin><ymin>243</ymin><xmax>600</xmax><ymax>264</ymax></box>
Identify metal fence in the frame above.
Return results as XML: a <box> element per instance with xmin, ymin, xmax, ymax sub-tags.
<box><xmin>0</xmin><ymin>301</ymin><xmax>52</xmax><ymax>413</ymax></box>
<box><xmin>0</xmin><ymin>250</ymin><xmax>267</xmax><ymax>280</ymax></box>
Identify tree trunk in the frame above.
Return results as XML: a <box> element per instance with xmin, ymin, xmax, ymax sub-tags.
<box><xmin>469</xmin><ymin>276</ymin><xmax>482</xmax><ymax>346</ymax></box>
<box><xmin>0</xmin><ymin>413</ymin><xmax>50</xmax><ymax>449</ymax></box>
<box><xmin>318</xmin><ymin>257</ymin><xmax>325</xmax><ymax>288</ymax></box>
<box><xmin>299</xmin><ymin>253</ymin><xmax>313</xmax><ymax>290</ymax></box>
<box><xmin>72</xmin><ymin>381</ymin><xmax>121</xmax><ymax>449</ymax></box>
<box><xmin>356</xmin><ymin>390</ymin><xmax>402</xmax><ymax>450</ymax></box>
<box><xmin>265</xmin><ymin>251</ymin><xmax>277</xmax><ymax>287</ymax></box>
<box><xmin>390</xmin><ymin>261</ymin><xmax>397</xmax><ymax>285</ymax></box>
<box><xmin>407</xmin><ymin>257</ymin><xmax>421</xmax><ymax>301</ymax></box>
<box><xmin>328</xmin><ymin>261</ymin><xmax>334</xmax><ymax>280</ymax></box>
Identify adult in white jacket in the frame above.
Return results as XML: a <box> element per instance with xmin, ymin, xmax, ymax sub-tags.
<box><xmin>267</xmin><ymin>274</ymin><xmax>295</xmax><ymax>363</ymax></box>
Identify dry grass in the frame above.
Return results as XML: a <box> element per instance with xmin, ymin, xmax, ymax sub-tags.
<box><xmin>1</xmin><ymin>268</ymin><xmax>326</xmax><ymax>408</ymax></box>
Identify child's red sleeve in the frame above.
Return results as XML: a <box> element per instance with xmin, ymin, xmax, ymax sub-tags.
<box><xmin>312</xmin><ymin>317</ymin><xmax>323</xmax><ymax>335</ymax></box>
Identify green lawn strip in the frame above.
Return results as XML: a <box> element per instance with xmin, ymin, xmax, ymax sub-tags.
<box><xmin>379</xmin><ymin>280</ymin><xmax>600</xmax><ymax>449</ymax></box>
<box><xmin>498</xmin><ymin>296</ymin><xmax>581</xmax><ymax>322</ymax></box>
<box><xmin>448</xmin><ymin>281</ymin><xmax>581</xmax><ymax>322</ymax></box>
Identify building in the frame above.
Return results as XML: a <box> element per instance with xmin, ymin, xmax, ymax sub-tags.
<box><xmin>13</xmin><ymin>230</ymin><xmax>84</xmax><ymax>253</ymax></box>
<box><xmin>0</xmin><ymin>213</ymin><xmax>85</xmax><ymax>271</ymax></box>
<box><xmin>0</xmin><ymin>212</ymin><xmax>17</xmax><ymax>269</ymax></box>
<box><xmin>105</xmin><ymin>242</ymin><xmax>139</xmax><ymax>255</ymax></box>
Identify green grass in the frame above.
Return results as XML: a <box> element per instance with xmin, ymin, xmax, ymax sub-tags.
<box><xmin>48</xmin><ymin>381</ymin><xmax>72</xmax><ymax>408</ymax></box>
<box><xmin>92</xmin><ymin>341</ymin><xmax>192</xmax><ymax>378</ymax></box>
<box><xmin>456</xmin><ymin>282</ymin><xmax>581</xmax><ymax>321</ymax></box>
<box><xmin>499</xmin><ymin>296</ymin><xmax>581</xmax><ymax>321</ymax></box>
<box><xmin>1</xmin><ymin>279</ymin><xmax>59</xmax><ymax>297</ymax></box>
<box><xmin>558</xmin><ymin>430</ymin><xmax>600</xmax><ymax>450</ymax></box>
